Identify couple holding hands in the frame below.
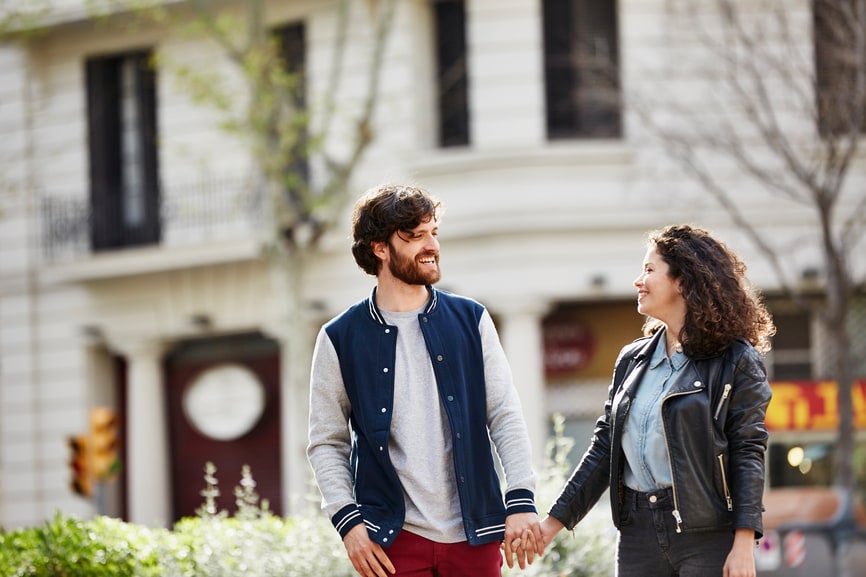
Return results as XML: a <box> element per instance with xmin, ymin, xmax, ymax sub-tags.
<box><xmin>307</xmin><ymin>184</ymin><xmax>774</xmax><ymax>577</ymax></box>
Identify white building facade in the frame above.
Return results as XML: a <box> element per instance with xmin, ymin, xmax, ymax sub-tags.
<box><xmin>1</xmin><ymin>0</ymin><xmax>865</xmax><ymax>529</ymax></box>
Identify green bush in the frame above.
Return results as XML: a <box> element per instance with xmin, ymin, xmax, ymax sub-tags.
<box><xmin>0</xmin><ymin>421</ymin><xmax>615</xmax><ymax>577</ymax></box>
<box><xmin>0</xmin><ymin>512</ymin><xmax>163</xmax><ymax>577</ymax></box>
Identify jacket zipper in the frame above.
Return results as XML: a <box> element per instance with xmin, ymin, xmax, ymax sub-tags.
<box><xmin>717</xmin><ymin>454</ymin><xmax>733</xmax><ymax>511</ymax></box>
<box><xmin>713</xmin><ymin>384</ymin><xmax>732</xmax><ymax>421</ymax></box>
<box><xmin>661</xmin><ymin>388</ymin><xmax>702</xmax><ymax>534</ymax></box>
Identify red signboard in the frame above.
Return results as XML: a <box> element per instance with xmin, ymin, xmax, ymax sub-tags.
<box><xmin>765</xmin><ymin>380</ymin><xmax>866</xmax><ymax>431</ymax></box>
<box><xmin>543</xmin><ymin>321</ymin><xmax>595</xmax><ymax>378</ymax></box>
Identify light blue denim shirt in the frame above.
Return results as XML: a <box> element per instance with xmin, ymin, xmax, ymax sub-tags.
<box><xmin>622</xmin><ymin>331</ymin><xmax>690</xmax><ymax>491</ymax></box>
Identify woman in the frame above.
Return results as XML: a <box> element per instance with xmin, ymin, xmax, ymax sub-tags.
<box><xmin>539</xmin><ymin>225</ymin><xmax>775</xmax><ymax>577</ymax></box>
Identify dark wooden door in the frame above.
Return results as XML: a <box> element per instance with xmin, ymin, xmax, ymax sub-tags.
<box><xmin>164</xmin><ymin>333</ymin><xmax>282</xmax><ymax>521</ymax></box>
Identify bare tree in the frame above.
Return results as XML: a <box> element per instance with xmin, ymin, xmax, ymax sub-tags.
<box><xmin>632</xmin><ymin>0</ymin><xmax>865</xmax><ymax>572</ymax></box>
<box><xmin>175</xmin><ymin>0</ymin><xmax>397</xmax><ymax>508</ymax></box>
<box><xmin>82</xmin><ymin>0</ymin><xmax>398</xmax><ymax>509</ymax></box>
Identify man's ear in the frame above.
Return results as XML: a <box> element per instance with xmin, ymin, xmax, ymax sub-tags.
<box><xmin>372</xmin><ymin>240</ymin><xmax>388</xmax><ymax>259</ymax></box>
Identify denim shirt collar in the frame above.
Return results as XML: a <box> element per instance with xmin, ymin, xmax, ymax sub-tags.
<box><xmin>650</xmin><ymin>329</ymin><xmax>689</xmax><ymax>370</ymax></box>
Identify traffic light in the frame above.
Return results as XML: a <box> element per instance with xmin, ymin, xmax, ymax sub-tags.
<box><xmin>67</xmin><ymin>435</ymin><xmax>92</xmax><ymax>497</ymax></box>
<box><xmin>89</xmin><ymin>406</ymin><xmax>120</xmax><ymax>481</ymax></box>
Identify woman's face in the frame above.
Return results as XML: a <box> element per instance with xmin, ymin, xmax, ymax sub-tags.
<box><xmin>634</xmin><ymin>246</ymin><xmax>686</xmax><ymax>326</ymax></box>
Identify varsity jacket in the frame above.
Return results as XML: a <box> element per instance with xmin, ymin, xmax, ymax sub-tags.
<box><xmin>548</xmin><ymin>329</ymin><xmax>772</xmax><ymax>538</ymax></box>
<box><xmin>311</xmin><ymin>286</ymin><xmax>536</xmax><ymax>547</ymax></box>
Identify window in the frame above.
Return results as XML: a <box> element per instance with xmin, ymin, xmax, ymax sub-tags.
<box><xmin>814</xmin><ymin>0</ymin><xmax>866</xmax><ymax>136</ymax></box>
<box><xmin>542</xmin><ymin>0</ymin><xmax>621</xmax><ymax>139</ymax></box>
<box><xmin>768</xmin><ymin>439</ymin><xmax>866</xmax><ymax>504</ymax></box>
<box><xmin>273</xmin><ymin>22</ymin><xmax>309</xmax><ymax>197</ymax></box>
<box><xmin>433</xmin><ymin>0</ymin><xmax>469</xmax><ymax>147</ymax></box>
<box><xmin>86</xmin><ymin>50</ymin><xmax>160</xmax><ymax>251</ymax></box>
<box><xmin>768</xmin><ymin>307</ymin><xmax>813</xmax><ymax>380</ymax></box>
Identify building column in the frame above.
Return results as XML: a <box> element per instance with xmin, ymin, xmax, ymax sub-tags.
<box><xmin>261</xmin><ymin>319</ymin><xmax>312</xmax><ymax>515</ymax></box>
<box><xmin>118</xmin><ymin>340</ymin><xmax>171</xmax><ymax>527</ymax></box>
<box><xmin>493</xmin><ymin>300</ymin><xmax>551</xmax><ymax>468</ymax></box>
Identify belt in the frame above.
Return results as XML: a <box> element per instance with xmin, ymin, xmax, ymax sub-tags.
<box><xmin>623</xmin><ymin>486</ymin><xmax>674</xmax><ymax>509</ymax></box>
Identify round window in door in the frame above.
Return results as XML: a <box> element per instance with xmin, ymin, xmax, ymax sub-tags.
<box><xmin>182</xmin><ymin>363</ymin><xmax>266</xmax><ymax>441</ymax></box>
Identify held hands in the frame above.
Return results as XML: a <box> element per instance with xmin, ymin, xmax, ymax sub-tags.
<box><xmin>502</xmin><ymin>512</ymin><xmax>545</xmax><ymax>570</ymax></box>
<box><xmin>343</xmin><ymin>524</ymin><xmax>395</xmax><ymax>577</ymax></box>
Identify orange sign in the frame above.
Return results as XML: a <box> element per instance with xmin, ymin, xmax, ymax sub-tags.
<box><xmin>765</xmin><ymin>380</ymin><xmax>866</xmax><ymax>431</ymax></box>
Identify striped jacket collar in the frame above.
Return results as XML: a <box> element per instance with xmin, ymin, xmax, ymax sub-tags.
<box><xmin>366</xmin><ymin>285</ymin><xmax>438</xmax><ymax>324</ymax></box>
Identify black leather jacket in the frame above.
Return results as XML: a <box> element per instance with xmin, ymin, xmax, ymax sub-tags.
<box><xmin>548</xmin><ymin>330</ymin><xmax>772</xmax><ymax>538</ymax></box>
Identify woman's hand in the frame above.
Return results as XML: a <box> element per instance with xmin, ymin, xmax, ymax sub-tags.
<box><xmin>723</xmin><ymin>528</ymin><xmax>757</xmax><ymax>577</ymax></box>
<box><xmin>539</xmin><ymin>515</ymin><xmax>566</xmax><ymax>549</ymax></box>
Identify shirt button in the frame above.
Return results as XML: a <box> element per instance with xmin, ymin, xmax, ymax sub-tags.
<box><xmin>649</xmin><ymin>495</ymin><xmax>657</xmax><ymax>503</ymax></box>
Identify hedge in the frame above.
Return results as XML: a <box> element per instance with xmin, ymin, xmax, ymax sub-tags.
<box><xmin>0</xmin><ymin>418</ymin><xmax>615</xmax><ymax>577</ymax></box>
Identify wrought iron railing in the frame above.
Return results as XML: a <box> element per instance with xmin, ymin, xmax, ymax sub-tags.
<box><xmin>40</xmin><ymin>177</ymin><xmax>268</xmax><ymax>263</ymax></box>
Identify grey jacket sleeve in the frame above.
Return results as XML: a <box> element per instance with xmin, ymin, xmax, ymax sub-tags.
<box><xmin>306</xmin><ymin>327</ymin><xmax>356</xmax><ymax>518</ymax></box>
<box><xmin>480</xmin><ymin>310</ymin><xmax>538</xmax><ymax>495</ymax></box>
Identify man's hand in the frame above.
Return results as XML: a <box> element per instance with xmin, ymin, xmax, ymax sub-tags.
<box><xmin>343</xmin><ymin>524</ymin><xmax>396</xmax><ymax>577</ymax></box>
<box><xmin>502</xmin><ymin>512</ymin><xmax>544</xmax><ymax>570</ymax></box>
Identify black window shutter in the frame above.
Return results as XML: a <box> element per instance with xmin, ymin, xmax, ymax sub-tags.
<box><xmin>86</xmin><ymin>56</ymin><xmax>122</xmax><ymax>250</ymax></box>
<box><xmin>133</xmin><ymin>51</ymin><xmax>161</xmax><ymax>245</ymax></box>
<box><xmin>434</xmin><ymin>0</ymin><xmax>470</xmax><ymax>147</ymax></box>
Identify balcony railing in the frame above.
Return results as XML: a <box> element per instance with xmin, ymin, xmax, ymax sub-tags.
<box><xmin>41</xmin><ymin>177</ymin><xmax>268</xmax><ymax>263</ymax></box>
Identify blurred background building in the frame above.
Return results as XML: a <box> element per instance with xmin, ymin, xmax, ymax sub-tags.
<box><xmin>0</xmin><ymin>4</ymin><xmax>864</xmax><ymax>568</ymax></box>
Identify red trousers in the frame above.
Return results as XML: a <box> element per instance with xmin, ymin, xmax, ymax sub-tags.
<box><xmin>387</xmin><ymin>529</ymin><xmax>503</xmax><ymax>577</ymax></box>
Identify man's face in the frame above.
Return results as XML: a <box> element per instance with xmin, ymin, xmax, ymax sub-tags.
<box><xmin>385</xmin><ymin>216</ymin><xmax>441</xmax><ymax>285</ymax></box>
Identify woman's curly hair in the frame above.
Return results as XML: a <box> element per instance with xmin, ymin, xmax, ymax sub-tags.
<box><xmin>643</xmin><ymin>224</ymin><xmax>776</xmax><ymax>357</ymax></box>
<box><xmin>351</xmin><ymin>184</ymin><xmax>442</xmax><ymax>276</ymax></box>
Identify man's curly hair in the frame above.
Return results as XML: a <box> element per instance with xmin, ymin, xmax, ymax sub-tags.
<box><xmin>351</xmin><ymin>184</ymin><xmax>442</xmax><ymax>276</ymax></box>
<box><xmin>643</xmin><ymin>224</ymin><xmax>776</xmax><ymax>357</ymax></box>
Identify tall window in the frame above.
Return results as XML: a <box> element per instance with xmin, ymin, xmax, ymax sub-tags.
<box><xmin>814</xmin><ymin>0</ymin><xmax>866</xmax><ymax>136</ymax></box>
<box><xmin>273</xmin><ymin>22</ymin><xmax>309</xmax><ymax>196</ymax></box>
<box><xmin>542</xmin><ymin>0</ymin><xmax>621</xmax><ymax>139</ymax></box>
<box><xmin>433</xmin><ymin>0</ymin><xmax>469</xmax><ymax>147</ymax></box>
<box><xmin>86</xmin><ymin>50</ymin><xmax>160</xmax><ymax>251</ymax></box>
<box><xmin>768</xmin><ymin>307</ymin><xmax>813</xmax><ymax>380</ymax></box>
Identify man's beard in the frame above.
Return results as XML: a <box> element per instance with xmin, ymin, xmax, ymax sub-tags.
<box><xmin>388</xmin><ymin>243</ymin><xmax>441</xmax><ymax>285</ymax></box>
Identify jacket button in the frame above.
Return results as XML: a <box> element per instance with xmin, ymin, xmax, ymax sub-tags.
<box><xmin>381</xmin><ymin>407</ymin><xmax>387</xmax><ymax>413</ymax></box>
<box><xmin>422</xmin><ymin>317</ymin><xmax>429</xmax><ymax>323</ymax></box>
<box><xmin>694</xmin><ymin>380</ymin><xmax>702</xmax><ymax>387</ymax></box>
<box><xmin>447</xmin><ymin>395</ymin><xmax>454</xmax><ymax>402</ymax></box>
<box><xmin>437</xmin><ymin>355</ymin><xmax>444</xmax><ymax>361</ymax></box>
<box><xmin>383</xmin><ymin>367</ymin><xmax>389</xmax><ymax>373</ymax></box>
<box><xmin>385</xmin><ymin>328</ymin><xmax>390</xmax><ymax>334</ymax></box>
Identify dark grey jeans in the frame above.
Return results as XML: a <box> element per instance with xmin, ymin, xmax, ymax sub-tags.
<box><xmin>617</xmin><ymin>487</ymin><xmax>735</xmax><ymax>577</ymax></box>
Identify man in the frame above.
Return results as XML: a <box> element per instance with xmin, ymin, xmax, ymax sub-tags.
<box><xmin>307</xmin><ymin>184</ymin><xmax>543</xmax><ymax>577</ymax></box>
